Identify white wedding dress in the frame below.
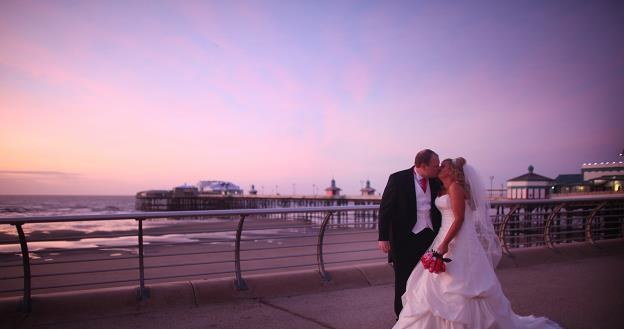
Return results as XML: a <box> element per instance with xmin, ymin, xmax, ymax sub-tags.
<box><xmin>393</xmin><ymin>195</ymin><xmax>563</xmax><ymax>329</ymax></box>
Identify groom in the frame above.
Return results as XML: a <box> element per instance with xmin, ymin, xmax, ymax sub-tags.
<box><xmin>378</xmin><ymin>148</ymin><xmax>442</xmax><ymax>318</ymax></box>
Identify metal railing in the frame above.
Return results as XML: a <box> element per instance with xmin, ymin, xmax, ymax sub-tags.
<box><xmin>1</xmin><ymin>196</ymin><xmax>623</xmax><ymax>313</ymax></box>
<box><xmin>0</xmin><ymin>206</ymin><xmax>381</xmax><ymax>312</ymax></box>
<box><xmin>490</xmin><ymin>195</ymin><xmax>624</xmax><ymax>255</ymax></box>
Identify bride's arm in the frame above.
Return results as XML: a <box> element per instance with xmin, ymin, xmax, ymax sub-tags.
<box><xmin>437</xmin><ymin>183</ymin><xmax>465</xmax><ymax>255</ymax></box>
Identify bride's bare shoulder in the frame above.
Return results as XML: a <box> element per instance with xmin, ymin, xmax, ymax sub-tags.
<box><xmin>448</xmin><ymin>182</ymin><xmax>465</xmax><ymax>199</ymax></box>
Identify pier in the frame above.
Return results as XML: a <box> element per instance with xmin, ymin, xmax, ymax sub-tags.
<box><xmin>135</xmin><ymin>193</ymin><xmax>381</xmax><ymax>225</ymax></box>
<box><xmin>135</xmin><ymin>193</ymin><xmax>381</xmax><ymax>211</ymax></box>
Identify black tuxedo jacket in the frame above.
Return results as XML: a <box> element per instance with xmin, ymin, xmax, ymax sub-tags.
<box><xmin>378</xmin><ymin>167</ymin><xmax>442</xmax><ymax>256</ymax></box>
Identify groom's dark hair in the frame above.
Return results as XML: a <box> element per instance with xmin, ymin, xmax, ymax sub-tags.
<box><xmin>414</xmin><ymin>149</ymin><xmax>438</xmax><ymax>168</ymax></box>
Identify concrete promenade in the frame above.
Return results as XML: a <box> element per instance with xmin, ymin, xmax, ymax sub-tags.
<box><xmin>3</xmin><ymin>240</ymin><xmax>623</xmax><ymax>329</ymax></box>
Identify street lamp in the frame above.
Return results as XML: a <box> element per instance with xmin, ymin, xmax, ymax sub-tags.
<box><xmin>489</xmin><ymin>176</ymin><xmax>494</xmax><ymax>198</ymax></box>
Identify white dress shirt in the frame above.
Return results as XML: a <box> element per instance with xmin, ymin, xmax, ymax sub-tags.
<box><xmin>411</xmin><ymin>170</ymin><xmax>433</xmax><ymax>234</ymax></box>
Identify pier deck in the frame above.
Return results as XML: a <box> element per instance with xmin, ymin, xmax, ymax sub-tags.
<box><xmin>135</xmin><ymin>194</ymin><xmax>381</xmax><ymax>211</ymax></box>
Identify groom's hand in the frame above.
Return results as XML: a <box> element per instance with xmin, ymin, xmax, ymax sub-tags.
<box><xmin>378</xmin><ymin>241</ymin><xmax>391</xmax><ymax>253</ymax></box>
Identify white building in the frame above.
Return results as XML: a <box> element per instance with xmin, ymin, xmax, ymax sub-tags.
<box><xmin>173</xmin><ymin>184</ymin><xmax>199</xmax><ymax>197</ymax></box>
<box><xmin>581</xmin><ymin>162</ymin><xmax>624</xmax><ymax>191</ymax></box>
<box><xmin>506</xmin><ymin>166</ymin><xmax>554</xmax><ymax>199</ymax></box>
<box><xmin>197</xmin><ymin>180</ymin><xmax>243</xmax><ymax>195</ymax></box>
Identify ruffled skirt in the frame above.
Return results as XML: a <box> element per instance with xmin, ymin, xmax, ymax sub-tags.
<box><xmin>393</xmin><ymin>218</ymin><xmax>562</xmax><ymax>329</ymax></box>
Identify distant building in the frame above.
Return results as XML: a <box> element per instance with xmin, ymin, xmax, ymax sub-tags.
<box><xmin>360</xmin><ymin>180</ymin><xmax>376</xmax><ymax>196</ymax></box>
<box><xmin>173</xmin><ymin>184</ymin><xmax>199</xmax><ymax>197</ymax></box>
<box><xmin>197</xmin><ymin>180</ymin><xmax>243</xmax><ymax>195</ymax></box>
<box><xmin>249</xmin><ymin>184</ymin><xmax>258</xmax><ymax>195</ymax></box>
<box><xmin>325</xmin><ymin>178</ymin><xmax>342</xmax><ymax>197</ymax></box>
<box><xmin>136</xmin><ymin>189</ymin><xmax>171</xmax><ymax>198</ymax></box>
<box><xmin>552</xmin><ymin>174</ymin><xmax>585</xmax><ymax>193</ymax></box>
<box><xmin>550</xmin><ymin>161</ymin><xmax>624</xmax><ymax>194</ymax></box>
<box><xmin>581</xmin><ymin>162</ymin><xmax>624</xmax><ymax>192</ymax></box>
<box><xmin>506</xmin><ymin>166</ymin><xmax>554</xmax><ymax>199</ymax></box>
<box><xmin>504</xmin><ymin>161</ymin><xmax>624</xmax><ymax>199</ymax></box>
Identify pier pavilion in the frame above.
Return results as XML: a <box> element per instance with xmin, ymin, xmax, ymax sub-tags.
<box><xmin>325</xmin><ymin>178</ymin><xmax>341</xmax><ymax>197</ymax></box>
<box><xmin>360</xmin><ymin>180</ymin><xmax>376</xmax><ymax>196</ymax></box>
<box><xmin>506</xmin><ymin>165</ymin><xmax>554</xmax><ymax>199</ymax></box>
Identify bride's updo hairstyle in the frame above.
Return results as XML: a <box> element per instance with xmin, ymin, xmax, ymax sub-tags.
<box><xmin>442</xmin><ymin>157</ymin><xmax>475</xmax><ymax>209</ymax></box>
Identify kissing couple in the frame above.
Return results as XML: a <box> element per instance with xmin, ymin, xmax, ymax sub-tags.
<box><xmin>378</xmin><ymin>149</ymin><xmax>563</xmax><ymax>329</ymax></box>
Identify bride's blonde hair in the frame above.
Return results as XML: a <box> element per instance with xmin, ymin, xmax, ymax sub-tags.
<box><xmin>442</xmin><ymin>157</ymin><xmax>475</xmax><ymax>210</ymax></box>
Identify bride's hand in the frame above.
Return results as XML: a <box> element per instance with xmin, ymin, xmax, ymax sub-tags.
<box><xmin>437</xmin><ymin>243</ymin><xmax>448</xmax><ymax>255</ymax></box>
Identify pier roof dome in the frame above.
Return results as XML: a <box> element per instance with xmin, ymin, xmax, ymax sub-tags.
<box><xmin>508</xmin><ymin>165</ymin><xmax>554</xmax><ymax>182</ymax></box>
<box><xmin>325</xmin><ymin>178</ymin><xmax>342</xmax><ymax>197</ymax></box>
<box><xmin>360</xmin><ymin>180</ymin><xmax>376</xmax><ymax>196</ymax></box>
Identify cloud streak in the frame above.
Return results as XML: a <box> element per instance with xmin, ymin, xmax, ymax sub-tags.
<box><xmin>0</xmin><ymin>171</ymin><xmax>77</xmax><ymax>177</ymax></box>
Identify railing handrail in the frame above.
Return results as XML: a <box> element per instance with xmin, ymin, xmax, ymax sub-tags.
<box><xmin>490</xmin><ymin>194</ymin><xmax>624</xmax><ymax>206</ymax></box>
<box><xmin>0</xmin><ymin>205</ymin><xmax>380</xmax><ymax>225</ymax></box>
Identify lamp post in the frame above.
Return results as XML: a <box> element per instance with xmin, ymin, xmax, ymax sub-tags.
<box><xmin>489</xmin><ymin>176</ymin><xmax>494</xmax><ymax>198</ymax></box>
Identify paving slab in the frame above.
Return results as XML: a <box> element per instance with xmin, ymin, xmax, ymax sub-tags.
<box><xmin>496</xmin><ymin>250</ymin><xmax>624</xmax><ymax>329</ymax></box>
<box><xmin>8</xmin><ymin>299</ymin><xmax>330</xmax><ymax>329</ymax></box>
<box><xmin>3</xmin><ymin>240</ymin><xmax>623</xmax><ymax>329</ymax></box>
<box><xmin>265</xmin><ymin>284</ymin><xmax>395</xmax><ymax>329</ymax></box>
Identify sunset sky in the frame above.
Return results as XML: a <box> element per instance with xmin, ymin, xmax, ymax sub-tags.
<box><xmin>1</xmin><ymin>0</ymin><xmax>622</xmax><ymax>195</ymax></box>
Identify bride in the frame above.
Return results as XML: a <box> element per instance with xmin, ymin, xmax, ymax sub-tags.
<box><xmin>393</xmin><ymin>158</ymin><xmax>563</xmax><ymax>329</ymax></box>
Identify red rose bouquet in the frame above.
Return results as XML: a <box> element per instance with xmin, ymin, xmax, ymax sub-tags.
<box><xmin>420</xmin><ymin>250</ymin><xmax>452</xmax><ymax>274</ymax></box>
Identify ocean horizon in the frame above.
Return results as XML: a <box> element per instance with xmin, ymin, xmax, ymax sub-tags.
<box><xmin>0</xmin><ymin>194</ymin><xmax>136</xmax><ymax>217</ymax></box>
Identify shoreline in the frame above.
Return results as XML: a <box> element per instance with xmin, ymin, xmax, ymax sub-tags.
<box><xmin>0</xmin><ymin>216</ymin><xmax>326</xmax><ymax>251</ymax></box>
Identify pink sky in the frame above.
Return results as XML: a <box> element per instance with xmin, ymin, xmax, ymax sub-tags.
<box><xmin>1</xmin><ymin>0</ymin><xmax>622</xmax><ymax>195</ymax></box>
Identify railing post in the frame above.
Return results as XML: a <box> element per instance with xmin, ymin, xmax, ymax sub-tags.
<box><xmin>234</xmin><ymin>215</ymin><xmax>248</xmax><ymax>290</ymax></box>
<box><xmin>544</xmin><ymin>204</ymin><xmax>565</xmax><ymax>249</ymax></box>
<box><xmin>499</xmin><ymin>205</ymin><xmax>519</xmax><ymax>257</ymax></box>
<box><xmin>136</xmin><ymin>218</ymin><xmax>149</xmax><ymax>300</ymax></box>
<box><xmin>585</xmin><ymin>201</ymin><xmax>607</xmax><ymax>245</ymax></box>
<box><xmin>14</xmin><ymin>224</ymin><xmax>31</xmax><ymax>312</ymax></box>
<box><xmin>317</xmin><ymin>211</ymin><xmax>334</xmax><ymax>281</ymax></box>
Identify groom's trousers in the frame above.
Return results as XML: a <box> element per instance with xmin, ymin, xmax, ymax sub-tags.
<box><xmin>392</xmin><ymin>228</ymin><xmax>435</xmax><ymax>318</ymax></box>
